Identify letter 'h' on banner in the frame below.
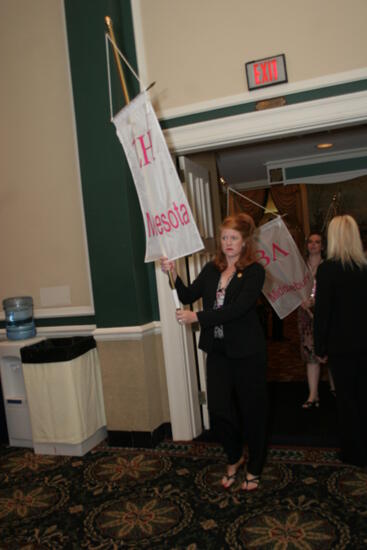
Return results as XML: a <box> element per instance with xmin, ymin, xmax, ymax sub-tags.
<box><xmin>112</xmin><ymin>92</ymin><xmax>204</xmax><ymax>263</ymax></box>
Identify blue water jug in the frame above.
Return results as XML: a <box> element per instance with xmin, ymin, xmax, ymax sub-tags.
<box><xmin>2</xmin><ymin>296</ymin><xmax>36</xmax><ymax>340</ymax></box>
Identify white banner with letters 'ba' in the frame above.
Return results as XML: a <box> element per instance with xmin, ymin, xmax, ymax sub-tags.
<box><xmin>112</xmin><ymin>92</ymin><xmax>204</xmax><ymax>262</ymax></box>
<box><xmin>254</xmin><ymin>217</ymin><xmax>313</xmax><ymax>319</ymax></box>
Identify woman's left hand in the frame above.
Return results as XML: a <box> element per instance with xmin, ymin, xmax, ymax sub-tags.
<box><xmin>176</xmin><ymin>309</ymin><xmax>198</xmax><ymax>325</ymax></box>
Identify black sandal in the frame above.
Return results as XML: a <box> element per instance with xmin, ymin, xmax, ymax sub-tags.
<box><xmin>221</xmin><ymin>458</ymin><xmax>244</xmax><ymax>489</ymax></box>
<box><xmin>242</xmin><ymin>475</ymin><xmax>260</xmax><ymax>492</ymax></box>
<box><xmin>302</xmin><ymin>400</ymin><xmax>320</xmax><ymax>409</ymax></box>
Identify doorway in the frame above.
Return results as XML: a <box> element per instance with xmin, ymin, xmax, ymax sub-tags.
<box><xmin>158</xmin><ymin>97</ymin><xmax>367</xmax><ymax>441</ymax></box>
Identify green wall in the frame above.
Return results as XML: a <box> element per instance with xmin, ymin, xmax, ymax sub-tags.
<box><xmin>64</xmin><ymin>0</ymin><xmax>159</xmax><ymax>327</ymax></box>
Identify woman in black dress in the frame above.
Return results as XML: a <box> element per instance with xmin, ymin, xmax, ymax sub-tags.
<box><xmin>314</xmin><ymin>215</ymin><xmax>367</xmax><ymax>466</ymax></box>
<box><xmin>161</xmin><ymin>213</ymin><xmax>267</xmax><ymax>491</ymax></box>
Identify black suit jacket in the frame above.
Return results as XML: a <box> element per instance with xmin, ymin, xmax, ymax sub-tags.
<box><xmin>314</xmin><ymin>259</ymin><xmax>367</xmax><ymax>356</ymax></box>
<box><xmin>175</xmin><ymin>261</ymin><xmax>266</xmax><ymax>358</ymax></box>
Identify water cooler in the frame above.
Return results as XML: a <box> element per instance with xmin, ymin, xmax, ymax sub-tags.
<box><xmin>0</xmin><ymin>337</ymin><xmax>44</xmax><ymax>447</ymax></box>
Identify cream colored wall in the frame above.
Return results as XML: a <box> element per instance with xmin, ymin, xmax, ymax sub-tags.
<box><xmin>135</xmin><ymin>0</ymin><xmax>367</xmax><ymax>114</ymax></box>
<box><xmin>97</xmin><ymin>334</ymin><xmax>170</xmax><ymax>432</ymax></box>
<box><xmin>0</xmin><ymin>0</ymin><xmax>92</xmax><ymax>310</ymax></box>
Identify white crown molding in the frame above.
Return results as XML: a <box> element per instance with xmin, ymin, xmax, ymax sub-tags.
<box><xmin>265</xmin><ymin>147</ymin><xmax>367</xmax><ymax>169</ymax></box>
<box><xmin>157</xmin><ymin>68</ymin><xmax>367</xmax><ymax>121</ymax></box>
<box><xmin>286</xmin><ymin>170</ymin><xmax>367</xmax><ymax>185</ymax></box>
<box><xmin>266</xmin><ymin>147</ymin><xmax>367</xmax><ymax>185</ymax></box>
<box><xmin>164</xmin><ymin>90</ymin><xmax>367</xmax><ymax>155</ymax></box>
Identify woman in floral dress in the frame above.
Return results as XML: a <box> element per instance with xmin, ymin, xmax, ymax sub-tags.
<box><xmin>298</xmin><ymin>233</ymin><xmax>335</xmax><ymax>408</ymax></box>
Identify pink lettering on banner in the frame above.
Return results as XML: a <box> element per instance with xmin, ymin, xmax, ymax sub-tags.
<box><xmin>146</xmin><ymin>202</ymin><xmax>190</xmax><ymax>238</ymax></box>
<box><xmin>132</xmin><ymin>130</ymin><xmax>155</xmax><ymax>167</ymax></box>
<box><xmin>272</xmin><ymin>243</ymin><xmax>289</xmax><ymax>261</ymax></box>
<box><xmin>256</xmin><ymin>249</ymin><xmax>271</xmax><ymax>268</ymax></box>
<box><xmin>266</xmin><ymin>272</ymin><xmax>311</xmax><ymax>303</ymax></box>
<box><xmin>255</xmin><ymin>242</ymin><xmax>290</xmax><ymax>267</ymax></box>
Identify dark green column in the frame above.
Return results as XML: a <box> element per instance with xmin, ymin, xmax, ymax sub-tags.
<box><xmin>64</xmin><ymin>0</ymin><xmax>159</xmax><ymax>327</ymax></box>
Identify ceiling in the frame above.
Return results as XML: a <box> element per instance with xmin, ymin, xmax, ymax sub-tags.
<box><xmin>215</xmin><ymin>124</ymin><xmax>367</xmax><ymax>188</ymax></box>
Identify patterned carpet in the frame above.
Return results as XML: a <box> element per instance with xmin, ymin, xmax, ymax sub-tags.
<box><xmin>0</xmin><ymin>441</ymin><xmax>366</xmax><ymax>549</ymax></box>
<box><xmin>0</xmin><ymin>312</ymin><xmax>351</xmax><ymax>548</ymax></box>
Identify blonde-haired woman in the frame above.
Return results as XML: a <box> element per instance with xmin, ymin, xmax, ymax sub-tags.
<box><xmin>314</xmin><ymin>215</ymin><xmax>367</xmax><ymax>467</ymax></box>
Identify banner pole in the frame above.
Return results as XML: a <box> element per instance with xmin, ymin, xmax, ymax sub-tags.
<box><xmin>166</xmin><ymin>268</ymin><xmax>180</xmax><ymax>308</ymax></box>
<box><xmin>105</xmin><ymin>16</ymin><xmax>130</xmax><ymax>105</ymax></box>
<box><xmin>168</xmin><ymin>272</ymin><xmax>175</xmax><ymax>289</ymax></box>
<box><xmin>105</xmin><ymin>17</ymin><xmax>180</xmax><ymax>310</ymax></box>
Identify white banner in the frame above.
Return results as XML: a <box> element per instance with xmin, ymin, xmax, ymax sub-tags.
<box><xmin>112</xmin><ymin>92</ymin><xmax>204</xmax><ymax>262</ymax></box>
<box><xmin>254</xmin><ymin>217</ymin><xmax>313</xmax><ymax>319</ymax></box>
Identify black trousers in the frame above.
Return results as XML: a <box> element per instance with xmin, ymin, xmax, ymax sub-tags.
<box><xmin>206</xmin><ymin>341</ymin><xmax>267</xmax><ymax>476</ymax></box>
<box><xmin>328</xmin><ymin>352</ymin><xmax>367</xmax><ymax>467</ymax></box>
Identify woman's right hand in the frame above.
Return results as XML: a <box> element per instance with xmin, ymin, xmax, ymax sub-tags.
<box><xmin>159</xmin><ymin>257</ymin><xmax>177</xmax><ymax>282</ymax></box>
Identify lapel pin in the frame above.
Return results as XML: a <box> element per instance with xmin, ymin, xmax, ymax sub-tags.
<box><xmin>237</xmin><ymin>272</ymin><xmax>243</xmax><ymax>278</ymax></box>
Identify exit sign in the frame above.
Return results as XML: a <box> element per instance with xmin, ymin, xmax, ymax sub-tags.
<box><xmin>245</xmin><ymin>54</ymin><xmax>287</xmax><ymax>91</ymax></box>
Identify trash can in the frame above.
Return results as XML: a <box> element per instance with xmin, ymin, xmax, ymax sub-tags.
<box><xmin>20</xmin><ymin>336</ymin><xmax>107</xmax><ymax>456</ymax></box>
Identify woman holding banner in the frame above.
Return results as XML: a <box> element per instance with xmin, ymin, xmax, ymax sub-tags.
<box><xmin>160</xmin><ymin>213</ymin><xmax>267</xmax><ymax>492</ymax></box>
<box><xmin>314</xmin><ymin>215</ymin><xmax>367</xmax><ymax>467</ymax></box>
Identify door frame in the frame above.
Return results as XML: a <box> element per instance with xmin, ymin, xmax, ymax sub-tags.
<box><xmin>156</xmin><ymin>91</ymin><xmax>367</xmax><ymax>441</ymax></box>
<box><xmin>164</xmin><ymin>90</ymin><xmax>367</xmax><ymax>154</ymax></box>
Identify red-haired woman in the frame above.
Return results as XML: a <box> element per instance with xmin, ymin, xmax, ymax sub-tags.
<box><xmin>160</xmin><ymin>213</ymin><xmax>267</xmax><ymax>492</ymax></box>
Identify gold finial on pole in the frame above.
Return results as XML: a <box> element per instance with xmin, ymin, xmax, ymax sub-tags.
<box><xmin>105</xmin><ymin>16</ymin><xmax>130</xmax><ymax>105</ymax></box>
